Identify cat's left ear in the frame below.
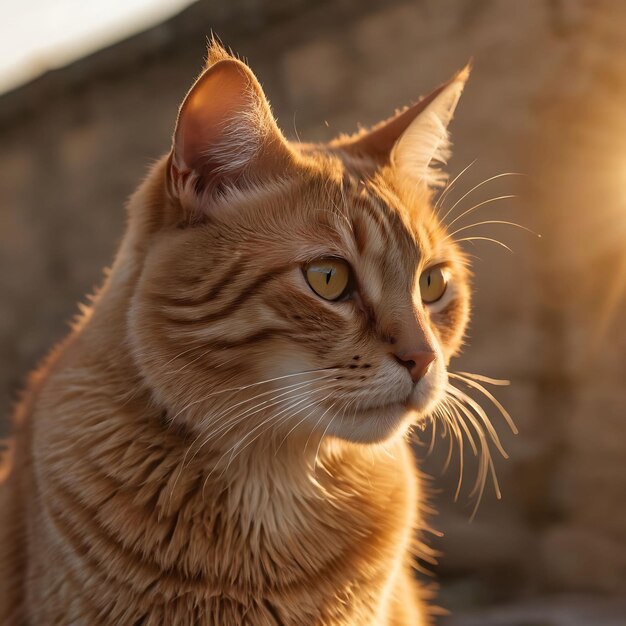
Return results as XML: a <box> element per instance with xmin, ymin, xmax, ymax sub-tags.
<box><xmin>169</xmin><ymin>51</ymin><xmax>292</xmax><ymax>206</ymax></box>
<box><xmin>334</xmin><ymin>66</ymin><xmax>469</xmax><ymax>188</ymax></box>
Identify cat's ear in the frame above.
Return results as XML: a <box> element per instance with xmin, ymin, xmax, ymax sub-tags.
<box><xmin>390</xmin><ymin>67</ymin><xmax>468</xmax><ymax>188</ymax></box>
<box><xmin>335</xmin><ymin>66</ymin><xmax>469</xmax><ymax>187</ymax></box>
<box><xmin>170</xmin><ymin>53</ymin><xmax>291</xmax><ymax>202</ymax></box>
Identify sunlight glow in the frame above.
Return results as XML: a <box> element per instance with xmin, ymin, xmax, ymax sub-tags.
<box><xmin>1</xmin><ymin>0</ymin><xmax>197</xmax><ymax>95</ymax></box>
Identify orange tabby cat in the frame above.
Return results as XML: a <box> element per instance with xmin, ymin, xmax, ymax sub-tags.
<box><xmin>0</xmin><ymin>42</ymin><xmax>472</xmax><ymax>625</ymax></box>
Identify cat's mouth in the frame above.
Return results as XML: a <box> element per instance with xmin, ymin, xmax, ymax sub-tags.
<box><xmin>357</xmin><ymin>384</ymin><xmax>433</xmax><ymax>414</ymax></box>
<box><xmin>359</xmin><ymin>400</ymin><xmax>407</xmax><ymax>414</ymax></box>
<box><xmin>356</xmin><ymin>394</ymin><xmax>414</xmax><ymax>419</ymax></box>
<box><xmin>353</xmin><ymin>390</ymin><xmax>442</xmax><ymax>428</ymax></box>
<box><xmin>325</xmin><ymin>396</ymin><xmax>419</xmax><ymax>444</ymax></box>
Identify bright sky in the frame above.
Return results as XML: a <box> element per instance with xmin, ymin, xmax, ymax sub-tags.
<box><xmin>1</xmin><ymin>0</ymin><xmax>197</xmax><ymax>94</ymax></box>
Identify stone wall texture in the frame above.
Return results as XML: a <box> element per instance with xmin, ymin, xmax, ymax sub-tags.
<box><xmin>1</xmin><ymin>0</ymin><xmax>625</xmax><ymax>621</ymax></box>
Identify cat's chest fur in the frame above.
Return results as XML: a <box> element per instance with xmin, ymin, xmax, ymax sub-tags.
<box><xmin>21</xmin><ymin>357</ymin><xmax>419</xmax><ymax>625</ymax></box>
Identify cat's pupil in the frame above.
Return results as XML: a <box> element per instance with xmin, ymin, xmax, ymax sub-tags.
<box><xmin>427</xmin><ymin>274</ymin><xmax>432</xmax><ymax>287</ymax></box>
<box><xmin>325</xmin><ymin>269</ymin><xmax>334</xmax><ymax>285</ymax></box>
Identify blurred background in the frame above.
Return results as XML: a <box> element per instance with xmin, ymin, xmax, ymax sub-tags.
<box><xmin>1</xmin><ymin>0</ymin><xmax>625</xmax><ymax>624</ymax></box>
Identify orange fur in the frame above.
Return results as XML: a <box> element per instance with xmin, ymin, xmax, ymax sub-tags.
<box><xmin>0</xmin><ymin>44</ymin><xmax>471</xmax><ymax>625</ymax></box>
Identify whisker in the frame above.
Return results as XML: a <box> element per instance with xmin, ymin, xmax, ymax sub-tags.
<box><xmin>455</xmin><ymin>236</ymin><xmax>513</xmax><ymax>252</ymax></box>
<box><xmin>435</xmin><ymin>367</ymin><xmax>515</xmax><ymax>520</ymax></box>
<box><xmin>304</xmin><ymin>397</ymin><xmax>339</xmax><ymax>456</ymax></box>
<box><xmin>447</xmin><ymin>219</ymin><xmax>538</xmax><ymax>241</ymax></box>
<box><xmin>201</xmin><ymin>374</ymin><xmax>335</xmax><ymax>436</ymax></box>
<box><xmin>160</xmin><ymin>344</ymin><xmax>203</xmax><ymax>369</ymax></box>
<box><xmin>169</xmin><ymin>367</ymin><xmax>338</xmax><ymax>423</ymax></box>
<box><xmin>456</xmin><ymin>372</ymin><xmax>510</xmax><ymax>386</ymax></box>
<box><xmin>450</xmin><ymin>372</ymin><xmax>517</xmax><ymax>434</ymax></box>
<box><xmin>314</xmin><ymin>403</ymin><xmax>343</xmax><ymax>463</ymax></box>
<box><xmin>446</xmin><ymin>194</ymin><xmax>517</xmax><ymax>229</ymax></box>
<box><xmin>447</xmin><ymin>386</ymin><xmax>508</xmax><ymax>458</ymax></box>
<box><xmin>435</xmin><ymin>160</ymin><xmax>476</xmax><ymax>210</ymax></box>
<box><xmin>193</xmin><ymin>376</ymin><xmax>337</xmax><ymax>457</ymax></box>
<box><xmin>274</xmin><ymin>392</ymin><xmax>334</xmax><ymax>456</ymax></box>
<box><xmin>438</xmin><ymin>400</ymin><xmax>468</xmax><ymax>501</ymax></box>
<box><xmin>221</xmin><ymin>382</ymin><xmax>343</xmax><ymax>475</ymax></box>
<box><xmin>426</xmin><ymin>412</ymin><xmax>438</xmax><ymax>456</ymax></box>
<box><xmin>440</xmin><ymin>172</ymin><xmax>524</xmax><ymax>223</ymax></box>
<box><xmin>205</xmin><ymin>386</ymin><xmax>338</xmax><ymax>489</ymax></box>
<box><xmin>315</xmin><ymin>396</ymin><xmax>354</xmax><ymax>463</ymax></box>
<box><xmin>275</xmin><ymin>390</ymin><xmax>338</xmax><ymax>454</ymax></box>
<box><xmin>185</xmin><ymin>375</ymin><xmax>334</xmax><ymax>458</ymax></box>
<box><xmin>441</xmin><ymin>413</ymin><xmax>454</xmax><ymax>471</ymax></box>
<box><xmin>222</xmin><ymin>399</ymin><xmax>308</xmax><ymax>473</ymax></box>
<box><xmin>445</xmin><ymin>393</ymin><xmax>500</xmax><ymax>518</ymax></box>
<box><xmin>441</xmin><ymin>397</ymin><xmax>478</xmax><ymax>456</ymax></box>
<box><xmin>168</xmin><ymin>375</ymin><xmax>338</xmax><ymax>502</ymax></box>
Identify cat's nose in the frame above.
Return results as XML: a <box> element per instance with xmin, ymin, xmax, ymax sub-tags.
<box><xmin>394</xmin><ymin>351</ymin><xmax>436</xmax><ymax>383</ymax></box>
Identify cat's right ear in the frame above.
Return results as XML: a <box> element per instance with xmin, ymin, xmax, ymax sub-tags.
<box><xmin>169</xmin><ymin>56</ymin><xmax>292</xmax><ymax>212</ymax></box>
<box><xmin>331</xmin><ymin>67</ymin><xmax>469</xmax><ymax>189</ymax></box>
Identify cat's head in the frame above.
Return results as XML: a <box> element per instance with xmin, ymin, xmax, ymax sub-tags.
<box><xmin>128</xmin><ymin>43</ymin><xmax>471</xmax><ymax>447</ymax></box>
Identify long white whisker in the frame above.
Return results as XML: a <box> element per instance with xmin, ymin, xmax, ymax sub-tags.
<box><xmin>435</xmin><ymin>160</ymin><xmax>476</xmax><ymax>210</ymax></box>
<box><xmin>168</xmin><ymin>375</ymin><xmax>337</xmax><ymax>503</ymax></box>
<box><xmin>447</xmin><ymin>385</ymin><xmax>508</xmax><ymax>458</ymax></box>
<box><xmin>198</xmin><ymin>374</ymin><xmax>337</xmax><ymax>442</ymax></box>
<box><xmin>193</xmin><ymin>376</ymin><xmax>338</xmax><ymax>459</ymax></box>
<box><xmin>455</xmin><ymin>236</ymin><xmax>513</xmax><ymax>252</ymax></box>
<box><xmin>441</xmin><ymin>397</ymin><xmax>478</xmax><ymax>456</ymax></box>
<box><xmin>315</xmin><ymin>396</ymin><xmax>354</xmax><ymax>464</ymax></box>
<box><xmin>304</xmin><ymin>398</ymin><xmax>338</xmax><ymax>456</ymax></box>
<box><xmin>445</xmin><ymin>392</ymin><xmax>500</xmax><ymax>518</ymax></box>
<box><xmin>440</xmin><ymin>173</ymin><xmax>523</xmax><ymax>223</ymax></box>
<box><xmin>457</xmin><ymin>372</ymin><xmax>510</xmax><ymax>386</ymax></box>
<box><xmin>447</xmin><ymin>219</ymin><xmax>539</xmax><ymax>241</ymax></box>
<box><xmin>441</xmin><ymin>410</ymin><xmax>455</xmax><ymax>471</ymax></box>
<box><xmin>220</xmin><ymin>384</ymin><xmax>342</xmax><ymax>478</ymax></box>
<box><xmin>169</xmin><ymin>367</ymin><xmax>339</xmax><ymax>423</ymax></box>
<box><xmin>203</xmin><ymin>392</ymin><xmax>323</xmax><ymax>492</ymax></box>
<box><xmin>427</xmin><ymin>412</ymin><xmax>438</xmax><ymax>456</ymax></box>
<box><xmin>438</xmin><ymin>399</ymin><xmax>467</xmax><ymax>501</ymax></box>
<box><xmin>180</xmin><ymin>374</ymin><xmax>335</xmax><ymax>464</ymax></box>
<box><xmin>446</xmin><ymin>194</ymin><xmax>517</xmax><ymax>229</ymax></box>
<box><xmin>275</xmin><ymin>390</ymin><xmax>337</xmax><ymax>454</ymax></box>
<box><xmin>450</xmin><ymin>372</ymin><xmax>517</xmax><ymax>434</ymax></box>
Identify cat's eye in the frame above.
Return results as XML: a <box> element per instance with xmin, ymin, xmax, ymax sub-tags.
<box><xmin>420</xmin><ymin>266</ymin><xmax>448</xmax><ymax>303</ymax></box>
<box><xmin>304</xmin><ymin>258</ymin><xmax>351</xmax><ymax>301</ymax></box>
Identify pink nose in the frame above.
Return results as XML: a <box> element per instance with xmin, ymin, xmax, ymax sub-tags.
<box><xmin>394</xmin><ymin>351</ymin><xmax>436</xmax><ymax>383</ymax></box>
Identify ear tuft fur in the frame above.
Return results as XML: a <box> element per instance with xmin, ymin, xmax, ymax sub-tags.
<box><xmin>205</xmin><ymin>34</ymin><xmax>234</xmax><ymax>69</ymax></box>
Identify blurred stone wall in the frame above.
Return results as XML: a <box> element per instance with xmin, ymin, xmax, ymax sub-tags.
<box><xmin>1</xmin><ymin>0</ymin><xmax>625</xmax><ymax>615</ymax></box>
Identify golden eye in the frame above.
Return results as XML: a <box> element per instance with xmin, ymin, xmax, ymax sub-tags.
<box><xmin>305</xmin><ymin>258</ymin><xmax>351</xmax><ymax>301</ymax></box>
<box><xmin>420</xmin><ymin>266</ymin><xmax>448</xmax><ymax>303</ymax></box>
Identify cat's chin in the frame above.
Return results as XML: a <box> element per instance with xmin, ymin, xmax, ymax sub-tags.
<box><xmin>320</xmin><ymin>402</ymin><xmax>424</xmax><ymax>445</ymax></box>
<box><xmin>322</xmin><ymin>375</ymin><xmax>447</xmax><ymax>445</ymax></box>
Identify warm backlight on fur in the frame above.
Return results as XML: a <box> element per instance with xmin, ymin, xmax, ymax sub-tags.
<box><xmin>419</xmin><ymin>266</ymin><xmax>448</xmax><ymax>303</ymax></box>
<box><xmin>305</xmin><ymin>258</ymin><xmax>351</xmax><ymax>301</ymax></box>
<box><xmin>0</xmin><ymin>40</ymin><xmax>482</xmax><ymax>625</ymax></box>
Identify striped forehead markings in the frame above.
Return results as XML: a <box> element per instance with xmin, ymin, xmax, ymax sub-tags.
<box><xmin>336</xmin><ymin>184</ymin><xmax>407</xmax><ymax>307</ymax></box>
<box><xmin>350</xmin><ymin>184</ymin><xmax>422</xmax><ymax>273</ymax></box>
